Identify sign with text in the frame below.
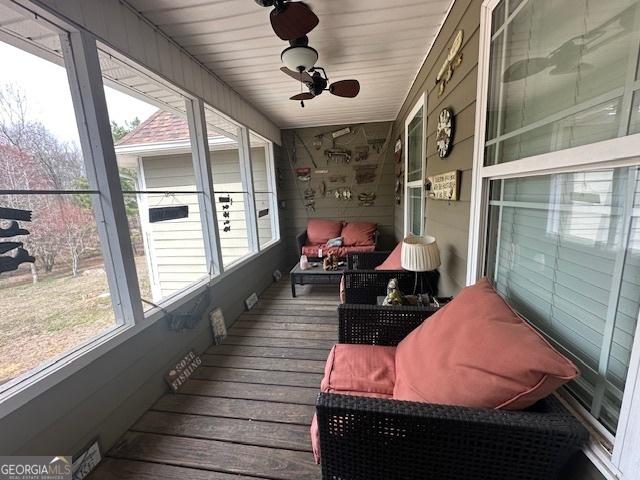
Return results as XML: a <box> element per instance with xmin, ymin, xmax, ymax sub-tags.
<box><xmin>427</xmin><ymin>170</ymin><xmax>460</xmax><ymax>201</ymax></box>
<box><xmin>164</xmin><ymin>350</ymin><xmax>201</xmax><ymax>393</ymax></box>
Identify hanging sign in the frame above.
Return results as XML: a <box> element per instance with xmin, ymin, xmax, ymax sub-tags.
<box><xmin>149</xmin><ymin>205</ymin><xmax>189</xmax><ymax>223</ymax></box>
<box><xmin>427</xmin><ymin>170</ymin><xmax>460</xmax><ymax>201</ymax></box>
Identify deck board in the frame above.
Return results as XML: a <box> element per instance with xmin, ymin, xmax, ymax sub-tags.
<box><xmin>90</xmin><ymin>279</ymin><xmax>335</xmax><ymax>479</ymax></box>
<box><xmin>201</xmin><ymin>354</ymin><xmax>325</xmax><ymax>373</ymax></box>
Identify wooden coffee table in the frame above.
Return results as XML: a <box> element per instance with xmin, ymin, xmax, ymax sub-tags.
<box><xmin>290</xmin><ymin>263</ymin><xmax>345</xmax><ymax>297</ymax></box>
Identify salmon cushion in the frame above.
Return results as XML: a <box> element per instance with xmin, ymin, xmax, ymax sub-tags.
<box><xmin>393</xmin><ymin>277</ymin><xmax>579</xmax><ymax>410</ymax></box>
<box><xmin>311</xmin><ymin>344</ymin><xmax>396</xmax><ymax>463</ymax></box>
<box><xmin>306</xmin><ymin>219</ymin><xmax>343</xmax><ymax>245</ymax></box>
<box><xmin>375</xmin><ymin>242</ymin><xmax>403</xmax><ymax>270</ymax></box>
<box><xmin>342</xmin><ymin>221</ymin><xmax>377</xmax><ymax>246</ymax></box>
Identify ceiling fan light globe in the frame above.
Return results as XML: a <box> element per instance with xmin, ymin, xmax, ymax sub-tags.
<box><xmin>281</xmin><ymin>45</ymin><xmax>318</xmax><ymax>73</ymax></box>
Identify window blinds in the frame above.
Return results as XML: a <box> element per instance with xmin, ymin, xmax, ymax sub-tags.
<box><xmin>487</xmin><ymin>166</ymin><xmax>640</xmax><ymax>433</ymax></box>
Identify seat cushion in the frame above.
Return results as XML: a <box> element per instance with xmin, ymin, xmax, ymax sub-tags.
<box><xmin>375</xmin><ymin>242</ymin><xmax>403</xmax><ymax>270</ymax></box>
<box><xmin>393</xmin><ymin>278</ymin><xmax>579</xmax><ymax>410</ymax></box>
<box><xmin>301</xmin><ymin>244</ymin><xmax>375</xmax><ymax>258</ymax></box>
<box><xmin>311</xmin><ymin>344</ymin><xmax>396</xmax><ymax>463</ymax></box>
<box><xmin>342</xmin><ymin>221</ymin><xmax>377</xmax><ymax>246</ymax></box>
<box><xmin>306</xmin><ymin>219</ymin><xmax>343</xmax><ymax>245</ymax></box>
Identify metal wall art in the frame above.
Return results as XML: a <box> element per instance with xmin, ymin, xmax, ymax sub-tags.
<box><xmin>328</xmin><ymin>186</ymin><xmax>352</xmax><ymax>200</ymax></box>
<box><xmin>354</xmin><ymin>145</ymin><xmax>369</xmax><ymax>162</ymax></box>
<box><xmin>358</xmin><ymin>192</ymin><xmax>376</xmax><ymax>206</ymax></box>
<box><xmin>436</xmin><ymin>107</ymin><xmax>454</xmax><ymax>158</ymax></box>
<box><xmin>436</xmin><ymin>30</ymin><xmax>464</xmax><ymax>96</ymax></box>
<box><xmin>325</xmin><ymin>148</ymin><xmax>351</xmax><ymax>164</ymax></box>
<box><xmin>353</xmin><ymin>164</ymin><xmax>377</xmax><ymax>184</ymax></box>
<box><xmin>295</xmin><ymin>167</ymin><xmax>312</xmax><ymax>182</ymax></box>
<box><xmin>0</xmin><ymin>208</ymin><xmax>35</xmax><ymax>274</ymax></box>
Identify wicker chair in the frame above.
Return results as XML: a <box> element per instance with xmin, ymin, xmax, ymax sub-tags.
<box><xmin>316</xmin><ymin>304</ymin><xmax>589</xmax><ymax>480</ymax></box>
<box><xmin>343</xmin><ymin>251</ymin><xmax>440</xmax><ymax>304</ymax></box>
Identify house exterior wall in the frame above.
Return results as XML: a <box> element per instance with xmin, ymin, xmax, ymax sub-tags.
<box><xmin>392</xmin><ymin>0</ymin><xmax>605</xmax><ymax>478</ymax></box>
<box><xmin>279</xmin><ymin>122</ymin><xmax>396</xmax><ymax>265</ymax></box>
<box><xmin>393</xmin><ymin>0</ymin><xmax>480</xmax><ymax>297</ymax></box>
<box><xmin>139</xmin><ymin>147</ymin><xmax>269</xmax><ymax>300</ymax></box>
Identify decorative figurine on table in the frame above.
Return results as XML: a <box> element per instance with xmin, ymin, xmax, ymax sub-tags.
<box><xmin>383</xmin><ymin>278</ymin><xmax>409</xmax><ymax>306</ymax></box>
<box><xmin>322</xmin><ymin>254</ymin><xmax>340</xmax><ymax>271</ymax></box>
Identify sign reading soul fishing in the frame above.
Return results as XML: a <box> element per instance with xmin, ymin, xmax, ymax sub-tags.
<box><xmin>427</xmin><ymin>170</ymin><xmax>460</xmax><ymax>201</ymax></box>
<box><xmin>165</xmin><ymin>350</ymin><xmax>202</xmax><ymax>393</ymax></box>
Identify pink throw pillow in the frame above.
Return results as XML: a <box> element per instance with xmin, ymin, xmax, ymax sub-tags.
<box><xmin>342</xmin><ymin>222</ymin><xmax>377</xmax><ymax>246</ymax></box>
<box><xmin>375</xmin><ymin>243</ymin><xmax>403</xmax><ymax>270</ymax></box>
<box><xmin>393</xmin><ymin>278</ymin><xmax>579</xmax><ymax>410</ymax></box>
<box><xmin>306</xmin><ymin>219</ymin><xmax>343</xmax><ymax>245</ymax></box>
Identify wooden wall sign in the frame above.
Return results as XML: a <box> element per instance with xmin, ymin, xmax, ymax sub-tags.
<box><xmin>165</xmin><ymin>350</ymin><xmax>202</xmax><ymax>392</ymax></box>
<box><xmin>427</xmin><ymin>170</ymin><xmax>460</xmax><ymax>201</ymax></box>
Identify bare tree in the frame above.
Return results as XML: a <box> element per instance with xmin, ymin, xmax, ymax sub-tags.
<box><xmin>0</xmin><ymin>83</ymin><xmax>95</xmax><ymax>281</ymax></box>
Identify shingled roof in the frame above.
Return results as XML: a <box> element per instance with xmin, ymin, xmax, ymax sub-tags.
<box><xmin>116</xmin><ymin>109</ymin><xmax>190</xmax><ymax>146</ymax></box>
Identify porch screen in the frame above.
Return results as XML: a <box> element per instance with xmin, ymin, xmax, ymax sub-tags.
<box><xmin>486</xmin><ymin>166</ymin><xmax>640</xmax><ymax>433</ymax></box>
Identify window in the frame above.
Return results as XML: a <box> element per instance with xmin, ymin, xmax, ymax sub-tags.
<box><xmin>100</xmin><ymin>47</ymin><xmax>211</xmax><ymax>309</ymax></box>
<box><xmin>250</xmin><ymin>131</ymin><xmax>278</xmax><ymax>248</ymax></box>
<box><xmin>485</xmin><ymin>0</ymin><xmax>640</xmax><ymax>165</ymax></box>
<box><xmin>486</xmin><ymin>167</ymin><xmax>639</xmax><ymax>433</ymax></box>
<box><xmin>405</xmin><ymin>94</ymin><xmax>426</xmax><ymax>235</ymax></box>
<box><xmin>470</xmin><ymin>0</ymin><xmax>640</xmax><ymax>476</ymax></box>
<box><xmin>205</xmin><ymin>106</ymin><xmax>257</xmax><ymax>268</ymax></box>
<box><xmin>0</xmin><ymin>12</ymin><xmax>120</xmax><ymax>386</ymax></box>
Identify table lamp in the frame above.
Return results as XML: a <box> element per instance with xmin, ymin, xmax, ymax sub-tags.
<box><xmin>401</xmin><ymin>235</ymin><xmax>441</xmax><ymax>297</ymax></box>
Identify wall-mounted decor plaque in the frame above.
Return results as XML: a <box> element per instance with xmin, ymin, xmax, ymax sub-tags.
<box><xmin>427</xmin><ymin>170</ymin><xmax>460</xmax><ymax>201</ymax></box>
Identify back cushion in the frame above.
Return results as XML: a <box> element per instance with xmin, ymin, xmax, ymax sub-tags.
<box><xmin>342</xmin><ymin>222</ymin><xmax>377</xmax><ymax>246</ymax></box>
<box><xmin>375</xmin><ymin>243</ymin><xmax>403</xmax><ymax>270</ymax></box>
<box><xmin>393</xmin><ymin>278</ymin><xmax>579</xmax><ymax>410</ymax></box>
<box><xmin>307</xmin><ymin>219</ymin><xmax>343</xmax><ymax>244</ymax></box>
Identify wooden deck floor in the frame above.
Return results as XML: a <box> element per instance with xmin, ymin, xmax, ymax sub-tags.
<box><xmin>90</xmin><ymin>281</ymin><xmax>338</xmax><ymax>480</ymax></box>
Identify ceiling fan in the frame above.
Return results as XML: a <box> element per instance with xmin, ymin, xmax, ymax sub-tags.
<box><xmin>254</xmin><ymin>0</ymin><xmax>319</xmax><ymax>41</ymax></box>
<box><xmin>281</xmin><ymin>66</ymin><xmax>360</xmax><ymax>107</ymax></box>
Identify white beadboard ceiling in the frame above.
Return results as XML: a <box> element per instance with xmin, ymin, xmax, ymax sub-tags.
<box><xmin>126</xmin><ymin>0</ymin><xmax>453</xmax><ymax>129</ymax></box>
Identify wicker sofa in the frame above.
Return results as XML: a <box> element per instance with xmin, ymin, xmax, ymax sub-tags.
<box><xmin>342</xmin><ymin>251</ymin><xmax>440</xmax><ymax>304</ymax></box>
<box><xmin>315</xmin><ymin>304</ymin><xmax>589</xmax><ymax>480</ymax></box>
<box><xmin>297</xmin><ymin>227</ymin><xmax>380</xmax><ymax>259</ymax></box>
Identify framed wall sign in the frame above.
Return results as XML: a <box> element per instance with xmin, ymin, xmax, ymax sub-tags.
<box><xmin>427</xmin><ymin>170</ymin><xmax>460</xmax><ymax>201</ymax></box>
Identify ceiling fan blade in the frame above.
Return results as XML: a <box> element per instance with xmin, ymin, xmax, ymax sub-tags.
<box><xmin>270</xmin><ymin>2</ymin><xmax>319</xmax><ymax>41</ymax></box>
<box><xmin>329</xmin><ymin>79</ymin><xmax>360</xmax><ymax>98</ymax></box>
<box><xmin>280</xmin><ymin>66</ymin><xmax>313</xmax><ymax>84</ymax></box>
<box><xmin>290</xmin><ymin>92</ymin><xmax>314</xmax><ymax>101</ymax></box>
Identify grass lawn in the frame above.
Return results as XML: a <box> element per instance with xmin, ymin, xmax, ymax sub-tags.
<box><xmin>0</xmin><ymin>256</ymin><xmax>151</xmax><ymax>385</ymax></box>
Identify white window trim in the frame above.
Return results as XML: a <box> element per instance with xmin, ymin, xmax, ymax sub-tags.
<box><xmin>467</xmin><ymin>1</ymin><xmax>640</xmax><ymax>478</ymax></box>
<box><xmin>404</xmin><ymin>92</ymin><xmax>427</xmax><ymax>236</ymax></box>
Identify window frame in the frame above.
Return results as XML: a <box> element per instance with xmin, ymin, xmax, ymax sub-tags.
<box><xmin>249</xmin><ymin>130</ymin><xmax>280</xmax><ymax>250</ymax></box>
<box><xmin>468</xmin><ymin>1</ymin><xmax>640</xmax><ymax>478</ymax></box>
<box><xmin>404</xmin><ymin>92</ymin><xmax>427</xmax><ymax>236</ymax></box>
<box><xmin>0</xmin><ymin>5</ymin><xmax>282</xmax><ymax>418</ymax></box>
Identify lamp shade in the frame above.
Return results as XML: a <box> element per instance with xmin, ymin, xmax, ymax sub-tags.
<box><xmin>401</xmin><ymin>235</ymin><xmax>441</xmax><ymax>272</ymax></box>
<box><xmin>281</xmin><ymin>45</ymin><xmax>318</xmax><ymax>72</ymax></box>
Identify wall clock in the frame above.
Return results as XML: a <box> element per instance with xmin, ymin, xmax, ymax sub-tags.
<box><xmin>436</xmin><ymin>108</ymin><xmax>454</xmax><ymax>158</ymax></box>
